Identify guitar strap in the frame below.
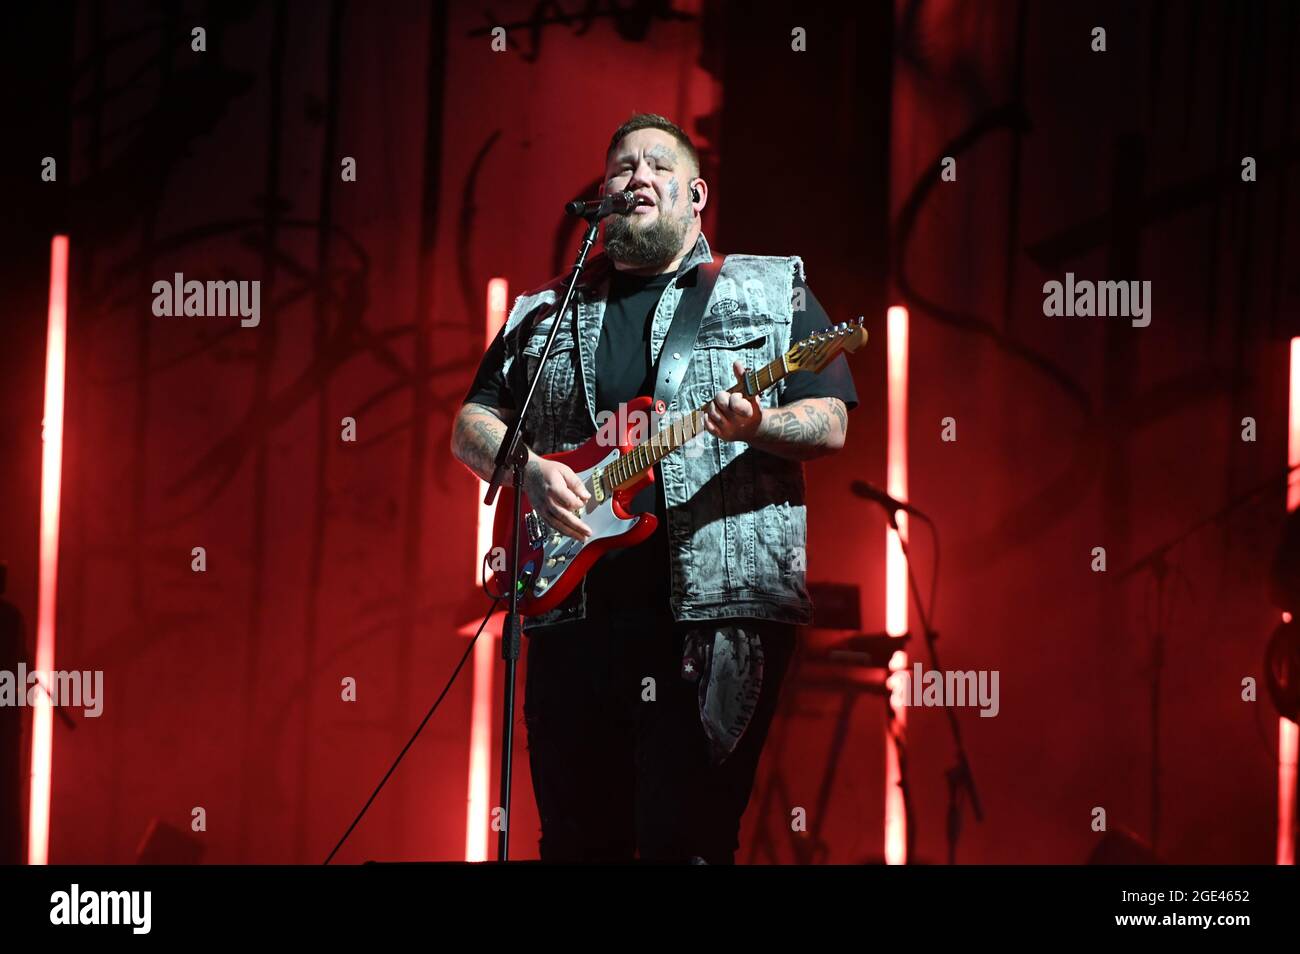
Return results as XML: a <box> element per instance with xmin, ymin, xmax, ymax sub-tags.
<box><xmin>652</xmin><ymin>254</ymin><xmax>725</xmax><ymax>413</ymax></box>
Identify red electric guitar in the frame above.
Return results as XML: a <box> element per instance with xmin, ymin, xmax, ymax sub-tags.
<box><xmin>489</xmin><ymin>318</ymin><xmax>869</xmax><ymax>615</ymax></box>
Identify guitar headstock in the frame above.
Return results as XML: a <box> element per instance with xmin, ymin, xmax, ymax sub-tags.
<box><xmin>784</xmin><ymin>317</ymin><xmax>869</xmax><ymax>374</ymax></box>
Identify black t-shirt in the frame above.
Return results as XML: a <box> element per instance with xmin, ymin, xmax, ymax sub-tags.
<box><xmin>585</xmin><ymin>270</ymin><xmax>675</xmax><ymax>607</ymax></box>
<box><xmin>462</xmin><ymin>270</ymin><xmax>860</xmax><ymax>611</ymax></box>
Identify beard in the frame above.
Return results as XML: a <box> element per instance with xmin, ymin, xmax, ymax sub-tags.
<box><xmin>603</xmin><ymin>205</ymin><xmax>691</xmax><ymax>268</ymax></box>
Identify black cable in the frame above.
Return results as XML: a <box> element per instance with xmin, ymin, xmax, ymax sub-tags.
<box><xmin>481</xmin><ymin>513</ymin><xmax>541</xmax><ymax>600</ymax></box>
<box><xmin>912</xmin><ymin>510</ymin><xmax>940</xmax><ymax>628</ymax></box>
<box><xmin>482</xmin><ymin>541</ymin><xmax>509</xmax><ymax>600</ymax></box>
<box><xmin>893</xmin><ymin>507</ymin><xmax>941</xmax><ymax>627</ymax></box>
<box><xmin>323</xmin><ymin>592</ymin><xmax>502</xmax><ymax>864</ymax></box>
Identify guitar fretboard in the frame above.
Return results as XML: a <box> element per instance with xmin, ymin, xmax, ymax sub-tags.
<box><xmin>600</xmin><ymin>356</ymin><xmax>788</xmax><ymax>493</ymax></box>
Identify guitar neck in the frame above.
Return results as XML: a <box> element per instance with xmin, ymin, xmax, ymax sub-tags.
<box><xmin>603</xmin><ymin>354</ymin><xmax>788</xmax><ymax>493</ymax></box>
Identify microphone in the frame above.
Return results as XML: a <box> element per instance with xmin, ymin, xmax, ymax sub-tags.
<box><xmin>565</xmin><ymin>190</ymin><xmax>637</xmax><ymax>218</ymax></box>
<box><xmin>850</xmin><ymin>480</ymin><xmax>928</xmax><ymax>520</ymax></box>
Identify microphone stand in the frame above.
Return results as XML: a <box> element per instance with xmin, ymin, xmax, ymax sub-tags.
<box><xmin>873</xmin><ymin>498</ymin><xmax>983</xmax><ymax>864</ymax></box>
<box><xmin>482</xmin><ymin>213</ymin><xmax>602</xmax><ymax>862</ymax></box>
<box><xmin>1112</xmin><ymin>460</ymin><xmax>1300</xmax><ymax>858</ymax></box>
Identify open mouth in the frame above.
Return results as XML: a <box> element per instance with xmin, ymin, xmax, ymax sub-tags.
<box><xmin>632</xmin><ymin>194</ymin><xmax>656</xmax><ymax>214</ymax></box>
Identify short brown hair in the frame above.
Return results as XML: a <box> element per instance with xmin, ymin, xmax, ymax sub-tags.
<box><xmin>605</xmin><ymin>113</ymin><xmax>699</xmax><ymax>174</ymax></box>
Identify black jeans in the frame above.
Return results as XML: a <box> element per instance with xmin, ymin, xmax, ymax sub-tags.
<box><xmin>522</xmin><ymin>580</ymin><xmax>795</xmax><ymax>864</ymax></box>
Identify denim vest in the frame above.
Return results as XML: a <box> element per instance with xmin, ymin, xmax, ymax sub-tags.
<box><xmin>499</xmin><ymin>233</ymin><xmax>813</xmax><ymax>629</ymax></box>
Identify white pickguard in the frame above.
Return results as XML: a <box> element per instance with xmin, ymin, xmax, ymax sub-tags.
<box><xmin>526</xmin><ymin>446</ymin><xmax>643</xmax><ymax>599</ymax></box>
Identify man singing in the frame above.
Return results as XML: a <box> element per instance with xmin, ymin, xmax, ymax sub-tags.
<box><xmin>452</xmin><ymin>113</ymin><xmax>857</xmax><ymax>863</ymax></box>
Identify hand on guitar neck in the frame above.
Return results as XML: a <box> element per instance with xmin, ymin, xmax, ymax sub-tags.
<box><xmin>702</xmin><ymin>360</ymin><xmax>764</xmax><ymax>443</ymax></box>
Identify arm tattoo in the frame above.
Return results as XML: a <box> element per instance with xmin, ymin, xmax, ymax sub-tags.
<box><xmin>829</xmin><ymin>398</ymin><xmax>848</xmax><ymax>433</ymax></box>
<box><xmin>747</xmin><ymin>398</ymin><xmax>847</xmax><ymax>461</ymax></box>
<box><xmin>452</xmin><ymin>402</ymin><xmax>532</xmax><ymax>485</ymax></box>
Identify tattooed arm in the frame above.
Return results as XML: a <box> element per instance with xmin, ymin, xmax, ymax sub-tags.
<box><xmin>746</xmin><ymin>397</ymin><xmax>848</xmax><ymax>461</ymax></box>
<box><xmin>451</xmin><ymin>403</ymin><xmax>594</xmax><ymax>538</ymax></box>
<box><xmin>451</xmin><ymin>403</ymin><xmax>538</xmax><ymax>485</ymax></box>
<box><xmin>703</xmin><ymin>360</ymin><xmax>848</xmax><ymax>461</ymax></box>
